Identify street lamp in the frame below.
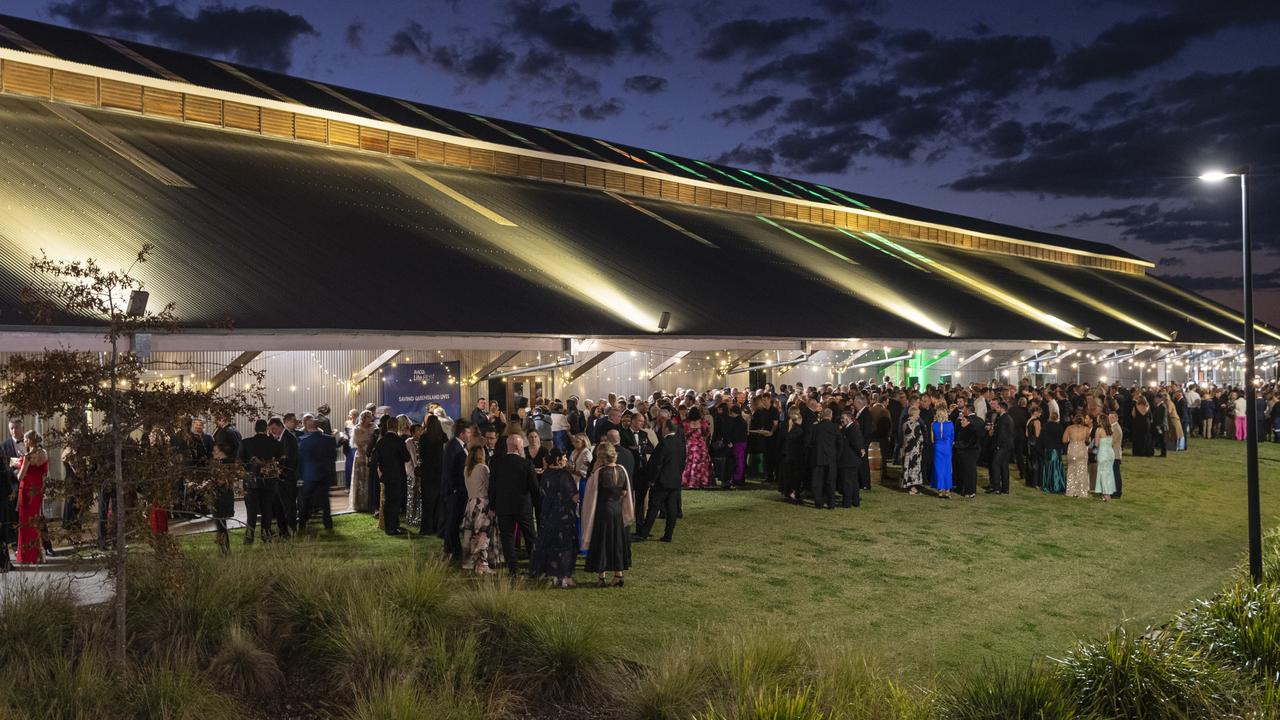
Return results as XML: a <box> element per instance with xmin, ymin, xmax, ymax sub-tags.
<box><xmin>1199</xmin><ymin>166</ymin><xmax>1262</xmax><ymax>584</ymax></box>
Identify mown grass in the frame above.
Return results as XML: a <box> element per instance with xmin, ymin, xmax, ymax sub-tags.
<box><xmin>187</xmin><ymin>438</ymin><xmax>1280</xmax><ymax>675</ymax></box>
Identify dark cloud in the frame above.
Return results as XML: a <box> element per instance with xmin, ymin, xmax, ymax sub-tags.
<box><xmin>508</xmin><ymin>0</ymin><xmax>621</xmax><ymax>59</ymax></box>
<box><xmin>578</xmin><ymin>98</ymin><xmax>624</xmax><ymax>120</ymax></box>
<box><xmin>952</xmin><ymin>65</ymin><xmax>1280</xmax><ymax>204</ymax></box>
<box><xmin>515</xmin><ymin>48</ymin><xmax>601</xmax><ymax>96</ymax></box>
<box><xmin>711</xmin><ymin>143</ymin><xmax>776</xmax><ymax>170</ymax></box>
<box><xmin>387</xmin><ymin>23</ymin><xmax>514</xmax><ymax>83</ymax></box>
<box><xmin>1157</xmin><ymin>256</ymin><xmax>1185</xmax><ymax>267</ymax></box>
<box><xmin>1158</xmin><ymin>274</ymin><xmax>1280</xmax><ymax>291</ymax></box>
<box><xmin>698</xmin><ymin>18</ymin><xmax>817</xmax><ymax>61</ymax></box>
<box><xmin>891</xmin><ymin>33</ymin><xmax>1056</xmax><ymax>100</ymax></box>
<box><xmin>977</xmin><ymin>120</ymin><xmax>1027</xmax><ymax>159</ymax></box>
<box><xmin>1052</xmin><ymin>2</ymin><xmax>1280</xmax><ymax>88</ymax></box>
<box><xmin>772</xmin><ymin>125</ymin><xmax>878</xmax><ymax>174</ymax></box>
<box><xmin>710</xmin><ymin>95</ymin><xmax>783</xmax><ymax>124</ymax></box>
<box><xmin>610</xmin><ymin>0</ymin><xmax>661</xmax><ymax>55</ymax></box>
<box><xmin>48</xmin><ymin>0</ymin><xmax>315</xmax><ymax>71</ymax></box>
<box><xmin>623</xmin><ymin>74</ymin><xmax>668</xmax><ymax>94</ymax></box>
<box><xmin>816</xmin><ymin>0</ymin><xmax>882</xmax><ymax>14</ymax></box>
<box><xmin>737</xmin><ymin>34</ymin><xmax>878</xmax><ymax>92</ymax></box>
<box><xmin>344</xmin><ymin>20</ymin><xmax>364</xmax><ymax>51</ymax></box>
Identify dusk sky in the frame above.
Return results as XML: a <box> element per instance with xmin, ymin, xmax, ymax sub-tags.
<box><xmin>11</xmin><ymin>0</ymin><xmax>1279</xmax><ymax>324</ymax></box>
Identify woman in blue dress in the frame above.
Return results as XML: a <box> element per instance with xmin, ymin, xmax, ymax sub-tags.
<box><xmin>930</xmin><ymin>409</ymin><xmax>954</xmax><ymax>499</ymax></box>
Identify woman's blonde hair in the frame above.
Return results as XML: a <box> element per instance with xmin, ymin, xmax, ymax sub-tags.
<box><xmin>595</xmin><ymin>441</ymin><xmax>617</xmax><ymax>464</ymax></box>
<box><xmin>935</xmin><ymin>409</ymin><xmax>948</xmax><ymax>423</ymax></box>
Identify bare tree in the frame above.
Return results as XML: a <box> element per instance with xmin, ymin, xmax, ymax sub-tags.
<box><xmin>1</xmin><ymin>245</ymin><xmax>267</xmax><ymax>668</ymax></box>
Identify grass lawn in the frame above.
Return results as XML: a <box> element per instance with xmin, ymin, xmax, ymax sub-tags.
<box><xmin>185</xmin><ymin>438</ymin><xmax>1280</xmax><ymax>676</ymax></box>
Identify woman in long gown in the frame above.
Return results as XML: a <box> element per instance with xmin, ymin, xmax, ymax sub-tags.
<box><xmin>1039</xmin><ymin>411</ymin><xmax>1066</xmax><ymax>494</ymax></box>
<box><xmin>15</xmin><ymin>431</ymin><xmax>49</xmax><ymax>564</ymax></box>
<box><xmin>681</xmin><ymin>407</ymin><xmax>712</xmax><ymax>489</ymax></box>
<box><xmin>900</xmin><ymin>407</ymin><xmax>924</xmax><ymax>491</ymax></box>
<box><xmin>459</xmin><ymin>445</ymin><xmax>502</xmax><ymax>574</ymax></box>
<box><xmin>782</xmin><ymin>409</ymin><xmax>805</xmax><ymax>503</ymax></box>
<box><xmin>582</xmin><ymin>442</ymin><xmax>633</xmax><ymax>587</ymax></box>
<box><xmin>531</xmin><ymin>450</ymin><xmax>579</xmax><ymax>587</ymax></box>
<box><xmin>930</xmin><ymin>409</ymin><xmax>954</xmax><ymax>499</ymax></box>
<box><xmin>1063</xmin><ymin>413</ymin><xmax>1092</xmax><ymax>498</ymax></box>
<box><xmin>1093</xmin><ymin>420</ymin><xmax>1116</xmax><ymax>501</ymax></box>
<box><xmin>350</xmin><ymin>410</ymin><xmax>375</xmax><ymax>512</ymax></box>
<box><xmin>1025</xmin><ymin>406</ymin><xmax>1043</xmax><ymax>488</ymax></box>
<box><xmin>1131</xmin><ymin>400</ymin><xmax>1154</xmax><ymax>456</ymax></box>
<box><xmin>569</xmin><ymin>433</ymin><xmax>593</xmax><ymax>556</ymax></box>
<box><xmin>419</xmin><ymin>415</ymin><xmax>447</xmax><ymax>536</ymax></box>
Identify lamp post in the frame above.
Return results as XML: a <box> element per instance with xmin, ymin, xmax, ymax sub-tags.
<box><xmin>1199</xmin><ymin>166</ymin><xmax>1262</xmax><ymax>584</ymax></box>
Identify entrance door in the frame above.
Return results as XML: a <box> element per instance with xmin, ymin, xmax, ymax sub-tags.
<box><xmin>505</xmin><ymin>376</ymin><xmax>548</xmax><ymax>416</ymax></box>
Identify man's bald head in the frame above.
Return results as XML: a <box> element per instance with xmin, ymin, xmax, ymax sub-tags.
<box><xmin>606</xmin><ymin>429</ymin><xmax>621</xmax><ymax>445</ymax></box>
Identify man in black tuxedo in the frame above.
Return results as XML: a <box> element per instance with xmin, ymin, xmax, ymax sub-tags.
<box><xmin>0</xmin><ymin>418</ymin><xmax>20</xmax><ymax>567</ymax></box>
<box><xmin>441</xmin><ymin>420</ymin><xmax>473</xmax><ymax>560</ymax></box>
<box><xmin>619</xmin><ymin>412</ymin><xmax>652</xmax><ymax>518</ymax></box>
<box><xmin>634</xmin><ymin>421</ymin><xmax>685</xmax><ymax>542</ymax></box>
<box><xmin>268</xmin><ymin>416</ymin><xmax>299</xmax><ymax>535</ymax></box>
<box><xmin>238</xmin><ymin>419</ymin><xmax>283</xmax><ymax>543</ymax></box>
<box><xmin>376</xmin><ymin>419</ymin><xmax>410</xmax><ymax>535</ymax></box>
<box><xmin>213</xmin><ymin>414</ymin><xmax>242</xmax><ymax>464</ymax></box>
<box><xmin>837</xmin><ymin>411</ymin><xmax>864</xmax><ymax>508</ymax></box>
<box><xmin>1008</xmin><ymin>397</ymin><xmax>1030</xmax><ymax>484</ymax></box>
<box><xmin>470</xmin><ymin>399</ymin><xmax>492</xmax><ymax>434</ymax></box>
<box><xmin>489</xmin><ymin>434</ymin><xmax>539</xmax><ymax>574</ymax></box>
<box><xmin>807</xmin><ymin>409</ymin><xmax>840</xmax><ymax>509</ymax></box>
<box><xmin>986</xmin><ymin>400</ymin><xmax>1015</xmax><ymax>494</ymax></box>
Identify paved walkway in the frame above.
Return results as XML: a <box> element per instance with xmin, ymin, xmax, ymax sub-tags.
<box><xmin>2</xmin><ymin>488</ymin><xmax>354</xmax><ymax>605</ymax></box>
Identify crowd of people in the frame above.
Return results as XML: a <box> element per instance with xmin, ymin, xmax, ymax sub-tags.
<box><xmin>1</xmin><ymin>376</ymin><xmax>1277</xmax><ymax>577</ymax></box>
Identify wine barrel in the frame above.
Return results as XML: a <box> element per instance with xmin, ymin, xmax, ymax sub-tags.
<box><xmin>868</xmin><ymin>442</ymin><xmax>882</xmax><ymax>484</ymax></box>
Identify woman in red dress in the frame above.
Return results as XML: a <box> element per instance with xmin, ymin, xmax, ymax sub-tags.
<box><xmin>681</xmin><ymin>406</ymin><xmax>712</xmax><ymax>488</ymax></box>
<box><xmin>15</xmin><ymin>430</ymin><xmax>49</xmax><ymax>564</ymax></box>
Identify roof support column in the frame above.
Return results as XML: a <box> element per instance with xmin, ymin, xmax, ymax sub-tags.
<box><xmin>353</xmin><ymin>350</ymin><xmax>401</xmax><ymax>385</ymax></box>
<box><xmin>564</xmin><ymin>352</ymin><xmax>614</xmax><ymax>383</ymax></box>
<box><xmin>648</xmin><ymin>351</ymin><xmax>690</xmax><ymax>380</ymax></box>
<box><xmin>207</xmin><ymin>351</ymin><xmax>260</xmax><ymax>391</ymax></box>
<box><xmin>468</xmin><ymin>350</ymin><xmax>521</xmax><ymax>386</ymax></box>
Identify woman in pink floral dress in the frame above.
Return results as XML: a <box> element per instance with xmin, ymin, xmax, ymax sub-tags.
<box><xmin>682</xmin><ymin>407</ymin><xmax>712</xmax><ymax>488</ymax></box>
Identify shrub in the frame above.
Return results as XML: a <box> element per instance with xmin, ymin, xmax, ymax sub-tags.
<box><xmin>383</xmin><ymin>556</ymin><xmax>452</xmax><ymax>633</ymax></box>
<box><xmin>626</xmin><ymin>643</ymin><xmax>714</xmax><ymax>720</ymax></box>
<box><xmin>126</xmin><ymin>552</ymin><xmax>261</xmax><ymax>656</ymax></box>
<box><xmin>0</xmin><ymin>644</ymin><xmax>119</xmax><ymax>719</ymax></box>
<box><xmin>939</xmin><ymin>662</ymin><xmax>1077</xmax><ymax>720</ymax></box>
<box><xmin>511</xmin><ymin>612</ymin><xmax>617</xmax><ymax>705</ymax></box>
<box><xmin>808</xmin><ymin>647</ymin><xmax>937</xmax><ymax>720</ymax></box>
<box><xmin>421</xmin><ymin>628</ymin><xmax>481</xmax><ymax>694</ymax></box>
<box><xmin>345</xmin><ymin>681</ymin><xmax>490</xmax><ymax>720</ymax></box>
<box><xmin>1175</xmin><ymin>583</ymin><xmax>1280</xmax><ymax>684</ymax></box>
<box><xmin>0</xmin><ymin>579</ymin><xmax>78</xmax><ymax>685</ymax></box>
<box><xmin>206</xmin><ymin>624</ymin><xmax>284</xmax><ymax>698</ymax></box>
<box><xmin>128</xmin><ymin>648</ymin><xmax>240</xmax><ymax>720</ymax></box>
<box><xmin>1054</xmin><ymin>627</ymin><xmax>1247</xmax><ymax>719</ymax></box>
<box><xmin>326</xmin><ymin>603</ymin><xmax>417</xmax><ymax>695</ymax></box>
<box><xmin>698</xmin><ymin>686</ymin><xmax>827</xmax><ymax>720</ymax></box>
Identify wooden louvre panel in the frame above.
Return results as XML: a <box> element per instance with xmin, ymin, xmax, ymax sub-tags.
<box><xmin>642</xmin><ymin>175</ymin><xmax>661</xmax><ymax>197</ymax></box>
<box><xmin>604</xmin><ymin>169</ymin><xmax>625</xmax><ymax>191</ymax></box>
<box><xmin>359</xmin><ymin>126</ymin><xmax>389</xmax><ymax>153</ymax></box>
<box><xmin>623</xmin><ymin>172</ymin><xmax>643</xmax><ymax>195</ymax></box>
<box><xmin>142</xmin><ymin>86</ymin><xmax>182</xmax><ymax>120</ymax></box>
<box><xmin>540</xmin><ymin>159</ymin><xmax>564</xmax><ymax>182</ymax></box>
<box><xmin>469</xmin><ymin>147</ymin><xmax>495</xmax><ymax>172</ymax></box>
<box><xmin>517</xmin><ymin>154</ymin><xmax>541</xmax><ymax>178</ymax></box>
<box><xmin>183</xmin><ymin>94</ymin><xmax>222</xmax><ymax>125</ymax></box>
<box><xmin>693</xmin><ymin>186</ymin><xmax>710</xmax><ymax>206</ymax></box>
<box><xmin>2</xmin><ymin>61</ymin><xmax>50</xmax><ymax>98</ymax></box>
<box><xmin>726</xmin><ymin>193</ymin><xmax>743</xmax><ymax>212</ymax></box>
<box><xmin>328</xmin><ymin>120</ymin><xmax>359</xmax><ymax>148</ymax></box>
<box><xmin>416</xmin><ymin>137</ymin><xmax>445</xmax><ymax>163</ymax></box>
<box><xmin>222</xmin><ymin>101</ymin><xmax>259</xmax><ymax>131</ymax></box>
<box><xmin>388</xmin><ymin>132</ymin><xmax>416</xmax><ymax>157</ymax></box>
<box><xmin>659</xmin><ymin>179</ymin><xmax>679</xmax><ymax>200</ymax></box>
<box><xmin>443</xmin><ymin>142</ymin><xmax>469</xmax><ymax>167</ymax></box>
<box><xmin>563</xmin><ymin>162</ymin><xmax>585</xmax><ymax>185</ymax></box>
<box><xmin>50</xmin><ymin>69</ymin><xmax>97</xmax><ymax>105</ymax></box>
<box><xmin>584</xmin><ymin>166</ymin><xmax>605</xmax><ymax>188</ymax></box>
<box><xmin>770</xmin><ymin>199</ymin><xmax>787</xmax><ymax>217</ymax></box>
<box><xmin>710</xmin><ymin>189</ymin><xmax>728</xmax><ymax>208</ymax></box>
<box><xmin>796</xmin><ymin>205</ymin><xmax>811</xmax><ymax>223</ymax></box>
<box><xmin>99</xmin><ymin>78</ymin><xmax>142</xmax><ymax>111</ymax></box>
<box><xmin>677</xmin><ymin>183</ymin><xmax>695</xmax><ymax>204</ymax></box>
<box><xmin>493</xmin><ymin>151</ymin><xmax>518</xmax><ymax>175</ymax></box>
<box><xmin>294</xmin><ymin>113</ymin><xmax>327</xmax><ymax>143</ymax></box>
<box><xmin>260</xmin><ymin>107</ymin><xmax>293</xmax><ymax>138</ymax></box>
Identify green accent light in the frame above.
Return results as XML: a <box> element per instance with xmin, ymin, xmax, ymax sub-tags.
<box><xmin>536</xmin><ymin>128</ymin><xmax>607</xmax><ymax>160</ymax></box>
<box><xmin>836</xmin><ymin>229</ymin><xmax>930</xmax><ymax>273</ymax></box>
<box><xmin>920</xmin><ymin>350</ymin><xmax>951</xmax><ymax>370</ymax></box>
<box><xmin>817</xmin><ymin>184</ymin><xmax>873</xmax><ymax>210</ymax></box>
<box><xmin>646</xmin><ymin>150</ymin><xmax>709</xmax><ymax>179</ymax></box>
<box><xmin>738</xmin><ymin>168</ymin><xmax>799</xmax><ymax>197</ymax></box>
<box><xmin>694</xmin><ymin>160</ymin><xmax>756</xmax><ymax>189</ymax></box>
<box><xmin>779</xmin><ymin>176</ymin><xmax>834</xmax><ymax>203</ymax></box>
<box><xmin>756</xmin><ymin>215</ymin><xmax>858</xmax><ymax>265</ymax></box>
<box><xmin>469</xmin><ymin>115</ymin><xmax>539</xmax><ymax>148</ymax></box>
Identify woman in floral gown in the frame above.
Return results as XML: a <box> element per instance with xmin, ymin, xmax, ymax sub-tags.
<box><xmin>900</xmin><ymin>407</ymin><xmax>924</xmax><ymax>491</ymax></box>
<box><xmin>459</xmin><ymin>445</ymin><xmax>503</xmax><ymax>573</ymax></box>
<box><xmin>681</xmin><ymin>407</ymin><xmax>711</xmax><ymax>488</ymax></box>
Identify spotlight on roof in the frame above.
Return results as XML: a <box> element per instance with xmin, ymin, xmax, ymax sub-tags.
<box><xmin>1081</xmin><ymin>327</ymin><xmax>1090</xmax><ymax>340</ymax></box>
<box><xmin>126</xmin><ymin>290</ymin><xmax>149</xmax><ymax>317</ymax></box>
<box><xmin>1169</xmin><ymin>330</ymin><xmax>1178</xmax><ymax>341</ymax></box>
<box><xmin>947</xmin><ymin>321</ymin><xmax>956</xmax><ymax>337</ymax></box>
<box><xmin>657</xmin><ymin>311</ymin><xmax>671</xmax><ymax>333</ymax></box>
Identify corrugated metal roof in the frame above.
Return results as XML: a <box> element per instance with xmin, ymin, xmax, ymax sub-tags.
<box><xmin>0</xmin><ymin>11</ymin><xmax>1144</xmax><ymax>263</ymax></box>
<box><xmin>0</xmin><ymin>94</ymin><xmax>1255</xmax><ymax>345</ymax></box>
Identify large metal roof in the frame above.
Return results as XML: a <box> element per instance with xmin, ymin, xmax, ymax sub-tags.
<box><xmin>0</xmin><ymin>12</ymin><xmax>1147</xmax><ymax>263</ymax></box>
<box><xmin>0</xmin><ymin>92</ymin><xmax>1269</xmax><ymax>350</ymax></box>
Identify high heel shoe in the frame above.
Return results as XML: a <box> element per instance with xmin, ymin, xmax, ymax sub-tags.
<box><xmin>611</xmin><ymin>577</ymin><xmax>625</xmax><ymax>588</ymax></box>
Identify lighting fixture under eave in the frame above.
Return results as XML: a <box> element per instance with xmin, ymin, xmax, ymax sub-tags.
<box><xmin>862</xmin><ymin>231</ymin><xmax>1096</xmax><ymax>340</ymax></box>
